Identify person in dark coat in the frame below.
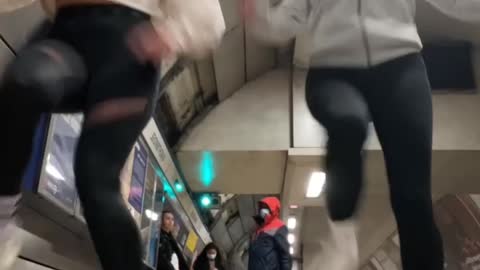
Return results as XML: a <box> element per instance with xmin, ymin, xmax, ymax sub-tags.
<box><xmin>248</xmin><ymin>197</ymin><xmax>292</xmax><ymax>270</ymax></box>
<box><xmin>157</xmin><ymin>210</ymin><xmax>189</xmax><ymax>270</ymax></box>
<box><xmin>193</xmin><ymin>242</ymin><xmax>225</xmax><ymax>270</ymax></box>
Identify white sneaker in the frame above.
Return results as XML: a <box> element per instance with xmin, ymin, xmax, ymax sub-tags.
<box><xmin>0</xmin><ymin>222</ymin><xmax>22</xmax><ymax>270</ymax></box>
<box><xmin>318</xmin><ymin>243</ymin><xmax>354</xmax><ymax>270</ymax></box>
<box><xmin>320</xmin><ymin>219</ymin><xmax>359</xmax><ymax>270</ymax></box>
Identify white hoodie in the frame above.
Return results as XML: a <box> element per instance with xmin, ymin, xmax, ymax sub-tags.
<box><xmin>0</xmin><ymin>0</ymin><xmax>226</xmax><ymax>60</ymax></box>
<box><xmin>251</xmin><ymin>0</ymin><xmax>480</xmax><ymax>67</ymax></box>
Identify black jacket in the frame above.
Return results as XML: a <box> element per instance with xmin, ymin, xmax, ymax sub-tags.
<box><xmin>192</xmin><ymin>258</ymin><xmax>225</xmax><ymax>270</ymax></box>
<box><xmin>248</xmin><ymin>226</ymin><xmax>291</xmax><ymax>270</ymax></box>
<box><xmin>248</xmin><ymin>197</ymin><xmax>292</xmax><ymax>270</ymax></box>
<box><xmin>157</xmin><ymin>229</ymin><xmax>189</xmax><ymax>270</ymax></box>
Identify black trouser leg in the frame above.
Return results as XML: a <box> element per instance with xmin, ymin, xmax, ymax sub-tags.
<box><xmin>0</xmin><ymin>20</ymin><xmax>61</xmax><ymax>193</ymax></box>
<box><xmin>305</xmin><ymin>70</ymin><xmax>369</xmax><ymax>220</ymax></box>
<box><xmin>364</xmin><ymin>54</ymin><xmax>443</xmax><ymax>270</ymax></box>
<box><xmin>51</xmin><ymin>6</ymin><xmax>157</xmax><ymax>269</ymax></box>
<box><xmin>305</xmin><ymin>54</ymin><xmax>444</xmax><ymax>269</ymax></box>
<box><xmin>75</xmin><ymin>109</ymin><xmax>151</xmax><ymax>270</ymax></box>
<box><xmin>1</xmin><ymin>5</ymin><xmax>157</xmax><ymax>270</ymax></box>
<box><xmin>0</xmin><ymin>40</ymin><xmax>85</xmax><ymax>196</ymax></box>
<box><xmin>0</xmin><ymin>91</ymin><xmax>41</xmax><ymax>195</ymax></box>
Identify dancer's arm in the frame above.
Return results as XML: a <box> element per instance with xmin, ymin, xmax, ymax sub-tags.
<box><xmin>154</xmin><ymin>0</ymin><xmax>226</xmax><ymax>59</ymax></box>
<box><xmin>423</xmin><ymin>0</ymin><xmax>480</xmax><ymax>22</ymax></box>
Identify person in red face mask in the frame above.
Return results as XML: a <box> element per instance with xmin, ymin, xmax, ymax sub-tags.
<box><xmin>249</xmin><ymin>197</ymin><xmax>292</xmax><ymax>270</ymax></box>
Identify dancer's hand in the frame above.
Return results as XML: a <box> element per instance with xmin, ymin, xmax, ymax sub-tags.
<box><xmin>127</xmin><ymin>22</ymin><xmax>179</xmax><ymax>64</ymax></box>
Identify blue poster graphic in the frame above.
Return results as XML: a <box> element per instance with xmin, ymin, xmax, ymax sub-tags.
<box><xmin>39</xmin><ymin>114</ymin><xmax>82</xmax><ymax>213</ymax></box>
<box><xmin>147</xmin><ymin>181</ymin><xmax>166</xmax><ymax>268</ymax></box>
<box><xmin>23</xmin><ymin>115</ymin><xmax>49</xmax><ymax>192</ymax></box>
<box><xmin>128</xmin><ymin>142</ymin><xmax>148</xmax><ymax>213</ymax></box>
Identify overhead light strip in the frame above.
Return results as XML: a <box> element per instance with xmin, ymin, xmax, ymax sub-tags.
<box><xmin>306</xmin><ymin>171</ymin><xmax>326</xmax><ymax>198</ymax></box>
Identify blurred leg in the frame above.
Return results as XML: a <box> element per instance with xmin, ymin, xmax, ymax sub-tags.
<box><xmin>75</xmin><ymin>101</ymin><xmax>153</xmax><ymax>270</ymax></box>
<box><xmin>305</xmin><ymin>68</ymin><xmax>367</xmax><ymax>269</ymax></box>
<box><xmin>365</xmin><ymin>54</ymin><xmax>444</xmax><ymax>270</ymax></box>
<box><xmin>0</xmin><ymin>38</ymin><xmax>86</xmax><ymax>196</ymax></box>
<box><xmin>0</xmin><ymin>37</ymin><xmax>86</xmax><ymax>270</ymax></box>
<box><xmin>305</xmin><ymin>69</ymin><xmax>369</xmax><ymax>221</ymax></box>
<box><xmin>38</xmin><ymin>5</ymin><xmax>157</xmax><ymax>268</ymax></box>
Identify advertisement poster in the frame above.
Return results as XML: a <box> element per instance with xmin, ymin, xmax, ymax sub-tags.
<box><xmin>128</xmin><ymin>141</ymin><xmax>148</xmax><ymax>213</ymax></box>
<box><xmin>147</xmin><ymin>180</ymin><xmax>166</xmax><ymax>268</ymax></box>
<box><xmin>120</xmin><ymin>147</ymin><xmax>142</xmax><ymax>224</ymax></box>
<box><xmin>146</xmin><ymin>191</ymin><xmax>162</xmax><ymax>269</ymax></box>
<box><xmin>147</xmin><ymin>217</ymin><xmax>160</xmax><ymax>268</ymax></box>
<box><xmin>186</xmin><ymin>231</ymin><xmax>199</xmax><ymax>254</ymax></box>
<box><xmin>141</xmin><ymin>163</ymin><xmax>158</xmax><ymax>264</ymax></box>
<box><xmin>142</xmin><ymin>163</ymin><xmax>157</xmax><ymax>229</ymax></box>
<box><xmin>23</xmin><ymin>115</ymin><xmax>49</xmax><ymax>192</ymax></box>
<box><xmin>38</xmin><ymin>114</ymin><xmax>83</xmax><ymax>214</ymax></box>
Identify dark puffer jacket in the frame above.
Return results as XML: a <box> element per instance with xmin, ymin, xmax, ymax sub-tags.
<box><xmin>248</xmin><ymin>197</ymin><xmax>292</xmax><ymax>270</ymax></box>
<box><xmin>157</xmin><ymin>229</ymin><xmax>189</xmax><ymax>270</ymax></box>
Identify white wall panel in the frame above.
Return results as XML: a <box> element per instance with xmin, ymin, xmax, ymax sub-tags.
<box><xmin>416</xmin><ymin>0</ymin><xmax>480</xmax><ymax>44</ymax></box>
<box><xmin>180</xmin><ymin>69</ymin><xmax>290</xmax><ymax>151</ymax></box>
<box><xmin>214</xmin><ymin>25</ymin><xmax>246</xmax><ymax>101</ymax></box>
<box><xmin>219</xmin><ymin>0</ymin><xmax>241</xmax><ymax>32</ymax></box>
<box><xmin>0</xmin><ymin>1</ymin><xmax>46</xmax><ymax>50</ymax></box>
<box><xmin>177</xmin><ymin>150</ymin><xmax>287</xmax><ymax>194</ymax></box>
<box><xmin>244</xmin><ymin>27</ymin><xmax>276</xmax><ymax>81</ymax></box>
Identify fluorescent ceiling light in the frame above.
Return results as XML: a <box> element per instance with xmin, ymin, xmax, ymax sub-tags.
<box><xmin>306</xmin><ymin>171</ymin><xmax>326</xmax><ymax>198</ymax></box>
<box><xmin>287</xmin><ymin>233</ymin><xmax>295</xmax><ymax>244</ymax></box>
<box><xmin>289</xmin><ymin>205</ymin><xmax>298</xmax><ymax>209</ymax></box>
<box><xmin>287</xmin><ymin>217</ymin><xmax>297</xmax><ymax>230</ymax></box>
<box><xmin>289</xmin><ymin>247</ymin><xmax>294</xmax><ymax>255</ymax></box>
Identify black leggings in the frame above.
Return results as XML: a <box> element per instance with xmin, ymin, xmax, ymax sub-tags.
<box><xmin>305</xmin><ymin>54</ymin><xmax>444</xmax><ymax>269</ymax></box>
<box><xmin>0</xmin><ymin>5</ymin><xmax>156</xmax><ymax>270</ymax></box>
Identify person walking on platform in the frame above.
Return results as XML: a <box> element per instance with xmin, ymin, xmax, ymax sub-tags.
<box><xmin>192</xmin><ymin>242</ymin><xmax>225</xmax><ymax>270</ymax></box>
<box><xmin>0</xmin><ymin>1</ymin><xmax>225</xmax><ymax>270</ymax></box>
<box><xmin>249</xmin><ymin>197</ymin><xmax>292</xmax><ymax>270</ymax></box>
<box><xmin>157</xmin><ymin>210</ymin><xmax>189</xmax><ymax>270</ymax></box>
<box><xmin>241</xmin><ymin>0</ymin><xmax>480</xmax><ymax>269</ymax></box>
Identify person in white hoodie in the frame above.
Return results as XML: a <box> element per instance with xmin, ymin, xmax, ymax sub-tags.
<box><xmin>0</xmin><ymin>1</ymin><xmax>225</xmax><ymax>270</ymax></box>
<box><xmin>242</xmin><ymin>0</ymin><xmax>480</xmax><ymax>269</ymax></box>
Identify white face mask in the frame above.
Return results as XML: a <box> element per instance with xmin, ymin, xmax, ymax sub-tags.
<box><xmin>259</xmin><ymin>208</ymin><xmax>270</xmax><ymax>219</ymax></box>
<box><xmin>207</xmin><ymin>253</ymin><xmax>217</xmax><ymax>260</ymax></box>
